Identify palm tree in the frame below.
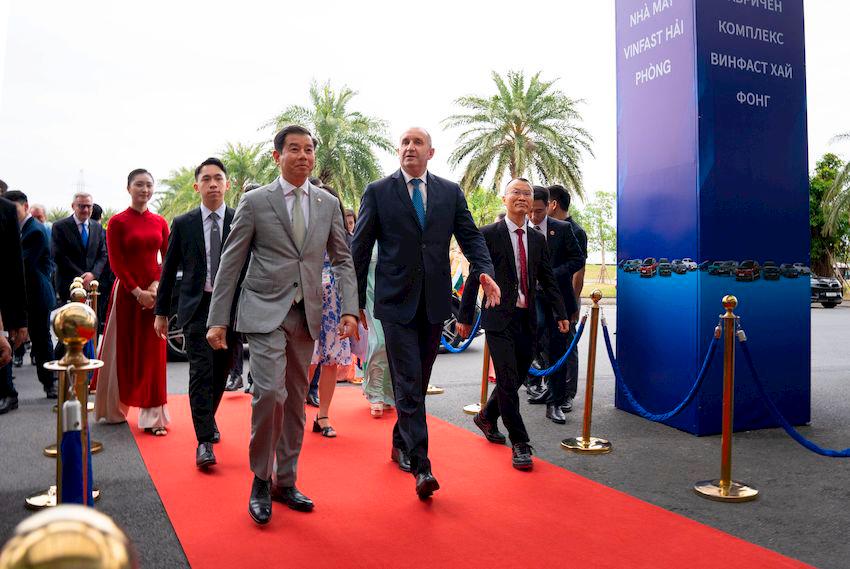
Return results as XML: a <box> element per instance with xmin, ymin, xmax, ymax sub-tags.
<box><xmin>267</xmin><ymin>81</ymin><xmax>394</xmax><ymax>209</ymax></box>
<box><xmin>47</xmin><ymin>207</ymin><xmax>71</xmax><ymax>223</ymax></box>
<box><xmin>824</xmin><ymin>133</ymin><xmax>850</xmax><ymax>237</ymax></box>
<box><xmin>220</xmin><ymin>142</ymin><xmax>277</xmax><ymax>207</ymax></box>
<box><xmin>442</xmin><ymin>70</ymin><xmax>593</xmax><ymax>198</ymax></box>
<box><xmin>155</xmin><ymin>167</ymin><xmax>198</xmax><ymax>222</ymax></box>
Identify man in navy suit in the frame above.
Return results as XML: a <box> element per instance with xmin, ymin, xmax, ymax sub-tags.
<box><xmin>0</xmin><ymin>194</ymin><xmax>28</xmax><ymax>414</ymax></box>
<box><xmin>5</xmin><ymin>191</ymin><xmax>56</xmax><ymax>398</ymax></box>
<box><xmin>352</xmin><ymin>127</ymin><xmax>500</xmax><ymax>499</ymax></box>
<box><xmin>527</xmin><ymin>186</ymin><xmax>585</xmax><ymax>423</ymax></box>
<box><xmin>51</xmin><ymin>192</ymin><xmax>109</xmax><ymax>304</ymax></box>
<box><xmin>155</xmin><ymin>158</ymin><xmax>237</xmax><ymax>469</ymax></box>
<box><xmin>457</xmin><ymin>178</ymin><xmax>568</xmax><ymax>470</ymax></box>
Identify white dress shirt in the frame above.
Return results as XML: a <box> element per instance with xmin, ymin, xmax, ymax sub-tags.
<box><xmin>504</xmin><ymin>216</ymin><xmax>529</xmax><ymax>308</ymax></box>
<box><xmin>401</xmin><ymin>168</ymin><xmax>428</xmax><ymax>211</ymax></box>
<box><xmin>72</xmin><ymin>214</ymin><xmax>90</xmax><ymax>236</ymax></box>
<box><xmin>530</xmin><ymin>216</ymin><xmax>548</xmax><ymax>242</ymax></box>
<box><xmin>280</xmin><ymin>176</ymin><xmax>311</xmax><ymax>230</ymax></box>
<box><xmin>200</xmin><ymin>203</ymin><xmax>226</xmax><ymax>292</ymax></box>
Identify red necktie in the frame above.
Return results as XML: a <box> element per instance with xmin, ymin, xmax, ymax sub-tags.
<box><xmin>515</xmin><ymin>228</ymin><xmax>528</xmax><ymax>299</ymax></box>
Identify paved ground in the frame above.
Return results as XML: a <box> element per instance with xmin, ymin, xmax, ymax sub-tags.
<box><xmin>1</xmin><ymin>303</ymin><xmax>847</xmax><ymax>568</ymax></box>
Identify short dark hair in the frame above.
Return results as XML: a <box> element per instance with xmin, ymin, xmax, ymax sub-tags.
<box><xmin>0</xmin><ymin>179</ymin><xmax>7</xmax><ymax>194</ymax></box>
<box><xmin>127</xmin><ymin>168</ymin><xmax>153</xmax><ymax>188</ymax></box>
<box><xmin>4</xmin><ymin>190</ymin><xmax>27</xmax><ymax>205</ymax></box>
<box><xmin>273</xmin><ymin>125</ymin><xmax>318</xmax><ymax>153</ymax></box>
<box><xmin>532</xmin><ymin>185</ymin><xmax>549</xmax><ymax>204</ymax></box>
<box><xmin>308</xmin><ymin>176</ymin><xmax>324</xmax><ymax>188</ymax></box>
<box><xmin>91</xmin><ymin>203</ymin><xmax>103</xmax><ymax>221</ymax></box>
<box><xmin>194</xmin><ymin>157</ymin><xmax>228</xmax><ymax>180</ymax></box>
<box><xmin>547</xmin><ymin>184</ymin><xmax>571</xmax><ymax>212</ymax></box>
<box><xmin>243</xmin><ymin>182</ymin><xmax>261</xmax><ymax>193</ymax></box>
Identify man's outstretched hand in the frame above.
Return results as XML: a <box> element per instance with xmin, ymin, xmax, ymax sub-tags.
<box><xmin>479</xmin><ymin>274</ymin><xmax>501</xmax><ymax>308</ymax></box>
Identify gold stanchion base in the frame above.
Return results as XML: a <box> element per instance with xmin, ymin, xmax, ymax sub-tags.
<box><xmin>350</xmin><ymin>377</ymin><xmax>363</xmax><ymax>385</ymax></box>
<box><xmin>693</xmin><ymin>480</ymin><xmax>758</xmax><ymax>502</ymax></box>
<box><xmin>53</xmin><ymin>402</ymin><xmax>95</xmax><ymax>413</ymax></box>
<box><xmin>426</xmin><ymin>385</ymin><xmax>445</xmax><ymax>395</ymax></box>
<box><xmin>463</xmin><ymin>403</ymin><xmax>481</xmax><ymax>415</ymax></box>
<box><xmin>25</xmin><ymin>486</ymin><xmax>102</xmax><ymax>510</ymax></box>
<box><xmin>561</xmin><ymin>436</ymin><xmax>612</xmax><ymax>454</ymax></box>
<box><xmin>43</xmin><ymin>441</ymin><xmax>104</xmax><ymax>457</ymax></box>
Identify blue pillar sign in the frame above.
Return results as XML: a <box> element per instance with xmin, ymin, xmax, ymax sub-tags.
<box><xmin>615</xmin><ymin>0</ymin><xmax>810</xmax><ymax>435</ymax></box>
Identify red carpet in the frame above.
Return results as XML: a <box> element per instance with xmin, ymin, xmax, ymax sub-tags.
<box><xmin>130</xmin><ymin>389</ymin><xmax>810</xmax><ymax>569</ymax></box>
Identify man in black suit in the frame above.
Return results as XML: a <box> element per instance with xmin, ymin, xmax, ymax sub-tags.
<box><xmin>5</xmin><ymin>191</ymin><xmax>56</xmax><ymax>398</ymax></box>
<box><xmin>542</xmin><ymin>184</ymin><xmax>588</xmax><ymax>414</ymax></box>
<box><xmin>352</xmin><ymin>127</ymin><xmax>500</xmax><ymax>499</ymax></box>
<box><xmin>527</xmin><ymin>186</ymin><xmax>585</xmax><ymax>423</ymax></box>
<box><xmin>457</xmin><ymin>178</ymin><xmax>568</xmax><ymax>470</ymax></box>
<box><xmin>0</xmin><ymin>194</ymin><xmax>28</xmax><ymax>414</ymax></box>
<box><xmin>155</xmin><ymin>158</ymin><xmax>236</xmax><ymax>468</ymax></box>
<box><xmin>51</xmin><ymin>192</ymin><xmax>109</xmax><ymax>304</ymax></box>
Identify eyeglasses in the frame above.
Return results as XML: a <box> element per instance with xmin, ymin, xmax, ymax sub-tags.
<box><xmin>75</xmin><ymin>204</ymin><xmax>93</xmax><ymax>209</ymax></box>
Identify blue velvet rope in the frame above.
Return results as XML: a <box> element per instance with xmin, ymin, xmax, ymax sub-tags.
<box><xmin>527</xmin><ymin>318</ymin><xmax>586</xmax><ymax>377</ymax></box>
<box><xmin>738</xmin><ymin>336</ymin><xmax>850</xmax><ymax>458</ymax></box>
<box><xmin>440</xmin><ymin>311</ymin><xmax>483</xmax><ymax>353</ymax></box>
<box><xmin>601</xmin><ymin>322</ymin><xmax>720</xmax><ymax>422</ymax></box>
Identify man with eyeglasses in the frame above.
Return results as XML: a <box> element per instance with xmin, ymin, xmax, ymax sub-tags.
<box><xmin>51</xmin><ymin>191</ymin><xmax>109</xmax><ymax>303</ymax></box>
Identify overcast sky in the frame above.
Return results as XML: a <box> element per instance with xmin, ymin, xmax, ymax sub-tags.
<box><xmin>1</xmin><ymin>1</ymin><xmax>849</xmax><ymax>212</ymax></box>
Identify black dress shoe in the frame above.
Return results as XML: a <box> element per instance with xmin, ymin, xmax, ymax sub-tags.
<box><xmin>0</xmin><ymin>396</ymin><xmax>19</xmax><ymax>415</ymax></box>
<box><xmin>546</xmin><ymin>403</ymin><xmax>566</xmax><ymax>424</ymax></box>
<box><xmin>391</xmin><ymin>447</ymin><xmax>411</xmax><ymax>472</ymax></box>
<box><xmin>512</xmin><ymin>443</ymin><xmax>534</xmax><ymax>470</ymax></box>
<box><xmin>225</xmin><ymin>373</ymin><xmax>243</xmax><ymax>392</ymax></box>
<box><xmin>473</xmin><ymin>412</ymin><xmax>507</xmax><ymax>444</ymax></box>
<box><xmin>271</xmin><ymin>485</ymin><xmax>314</xmax><ymax>512</ymax></box>
<box><xmin>305</xmin><ymin>391</ymin><xmax>319</xmax><ymax>407</ymax></box>
<box><xmin>196</xmin><ymin>442</ymin><xmax>216</xmax><ymax>469</ymax></box>
<box><xmin>528</xmin><ymin>386</ymin><xmax>549</xmax><ymax>405</ymax></box>
<box><xmin>44</xmin><ymin>384</ymin><xmax>58</xmax><ymax>399</ymax></box>
<box><xmin>249</xmin><ymin>476</ymin><xmax>272</xmax><ymax>525</ymax></box>
<box><xmin>244</xmin><ymin>372</ymin><xmax>253</xmax><ymax>394</ymax></box>
<box><xmin>560</xmin><ymin>397</ymin><xmax>574</xmax><ymax>414</ymax></box>
<box><xmin>415</xmin><ymin>471</ymin><xmax>440</xmax><ymax>500</ymax></box>
<box><xmin>212</xmin><ymin>424</ymin><xmax>220</xmax><ymax>444</ymax></box>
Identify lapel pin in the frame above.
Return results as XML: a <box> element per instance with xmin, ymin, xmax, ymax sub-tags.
<box><xmin>549</xmin><ymin>230</ymin><xmax>555</xmax><ymax>236</ymax></box>
<box><xmin>317</xmin><ymin>198</ymin><xmax>322</xmax><ymax>202</ymax></box>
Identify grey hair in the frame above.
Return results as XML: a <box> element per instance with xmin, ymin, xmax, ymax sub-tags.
<box><xmin>72</xmin><ymin>191</ymin><xmax>93</xmax><ymax>202</ymax></box>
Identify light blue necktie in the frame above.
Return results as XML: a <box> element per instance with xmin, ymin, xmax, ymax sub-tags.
<box><xmin>81</xmin><ymin>223</ymin><xmax>89</xmax><ymax>249</ymax></box>
<box><xmin>410</xmin><ymin>178</ymin><xmax>426</xmax><ymax>228</ymax></box>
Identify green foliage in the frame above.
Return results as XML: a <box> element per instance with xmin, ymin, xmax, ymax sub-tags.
<box><xmin>268</xmin><ymin>81</ymin><xmax>394</xmax><ymax>210</ymax></box>
<box><xmin>573</xmin><ymin>191</ymin><xmax>616</xmax><ymax>255</ymax></box>
<box><xmin>442</xmin><ymin>70</ymin><xmax>594</xmax><ymax>198</ymax></box>
<box><xmin>466</xmin><ymin>187</ymin><xmax>504</xmax><ymax>227</ymax></box>
<box><xmin>812</xmin><ymin>153</ymin><xmax>850</xmax><ymax>276</ymax></box>
<box><xmin>99</xmin><ymin>207</ymin><xmax>117</xmax><ymax>227</ymax></box>
<box><xmin>155</xmin><ymin>167</ymin><xmax>198</xmax><ymax>222</ymax></box>
<box><xmin>47</xmin><ymin>207</ymin><xmax>71</xmax><ymax>223</ymax></box>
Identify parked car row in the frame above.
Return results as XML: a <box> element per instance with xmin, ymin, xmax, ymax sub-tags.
<box><xmin>621</xmin><ymin>258</ymin><xmax>813</xmax><ymax>281</ymax></box>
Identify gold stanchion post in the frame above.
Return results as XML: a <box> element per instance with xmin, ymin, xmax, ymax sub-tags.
<box><xmin>26</xmin><ymin>303</ymin><xmax>103</xmax><ymax>510</ymax></box>
<box><xmin>562</xmin><ymin>290</ymin><xmax>611</xmax><ymax>454</ymax></box>
<box><xmin>694</xmin><ymin>295</ymin><xmax>758</xmax><ymax>502</ymax></box>
<box><xmin>463</xmin><ymin>341</ymin><xmax>490</xmax><ymax>415</ymax></box>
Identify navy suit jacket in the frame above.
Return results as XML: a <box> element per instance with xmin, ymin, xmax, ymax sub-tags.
<box><xmin>20</xmin><ymin>217</ymin><xmax>56</xmax><ymax>314</ymax></box>
<box><xmin>155</xmin><ymin>206</ymin><xmax>236</xmax><ymax>328</ymax></box>
<box><xmin>51</xmin><ymin>215</ymin><xmax>108</xmax><ymax>302</ymax></box>
<box><xmin>352</xmin><ymin>169</ymin><xmax>494</xmax><ymax>325</ymax></box>
<box><xmin>459</xmin><ymin>220</ymin><xmax>566</xmax><ymax>333</ymax></box>
<box><xmin>542</xmin><ymin>216</ymin><xmax>585</xmax><ymax>317</ymax></box>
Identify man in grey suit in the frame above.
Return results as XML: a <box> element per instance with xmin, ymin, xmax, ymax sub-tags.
<box><xmin>206</xmin><ymin>125</ymin><xmax>359</xmax><ymax>525</ymax></box>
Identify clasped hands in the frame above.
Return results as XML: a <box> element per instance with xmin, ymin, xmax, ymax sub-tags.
<box><xmin>134</xmin><ymin>282</ymin><xmax>158</xmax><ymax>310</ymax></box>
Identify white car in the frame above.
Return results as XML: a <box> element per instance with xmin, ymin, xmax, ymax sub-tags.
<box><xmin>682</xmin><ymin>258</ymin><xmax>698</xmax><ymax>271</ymax></box>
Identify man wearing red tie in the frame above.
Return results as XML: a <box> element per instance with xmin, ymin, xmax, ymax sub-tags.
<box><xmin>457</xmin><ymin>178</ymin><xmax>569</xmax><ymax>470</ymax></box>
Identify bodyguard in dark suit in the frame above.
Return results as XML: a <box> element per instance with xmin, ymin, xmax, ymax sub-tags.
<box><xmin>155</xmin><ymin>158</ymin><xmax>235</xmax><ymax>468</ymax></box>
<box><xmin>458</xmin><ymin>179</ymin><xmax>568</xmax><ymax>470</ymax></box>
<box><xmin>0</xmin><ymin>195</ymin><xmax>28</xmax><ymax>414</ymax></box>
<box><xmin>5</xmin><ymin>191</ymin><xmax>56</xmax><ymax>397</ymax></box>
<box><xmin>51</xmin><ymin>192</ymin><xmax>108</xmax><ymax>303</ymax></box>
<box><xmin>528</xmin><ymin>186</ymin><xmax>585</xmax><ymax>423</ymax></box>
<box><xmin>352</xmin><ymin>127</ymin><xmax>500</xmax><ymax>499</ymax></box>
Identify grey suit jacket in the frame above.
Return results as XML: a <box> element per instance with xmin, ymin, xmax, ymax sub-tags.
<box><xmin>206</xmin><ymin>178</ymin><xmax>357</xmax><ymax>338</ymax></box>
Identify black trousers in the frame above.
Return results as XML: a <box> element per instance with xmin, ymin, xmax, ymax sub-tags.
<box><xmin>27</xmin><ymin>306</ymin><xmax>55</xmax><ymax>392</ymax></box>
<box><xmin>183</xmin><ymin>294</ymin><xmax>232</xmax><ymax>443</ymax></box>
<box><xmin>536</xmin><ymin>296</ymin><xmax>577</xmax><ymax>405</ymax></box>
<box><xmin>382</xmin><ymin>294</ymin><xmax>442</xmax><ymax>475</ymax></box>
<box><xmin>483</xmin><ymin>309</ymin><xmax>534</xmax><ymax>445</ymax></box>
